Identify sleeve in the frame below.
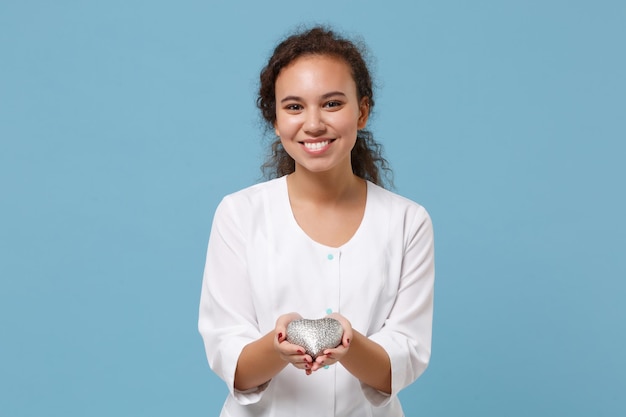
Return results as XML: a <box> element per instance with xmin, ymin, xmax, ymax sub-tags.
<box><xmin>198</xmin><ymin>195</ymin><xmax>269</xmax><ymax>405</ymax></box>
<box><xmin>362</xmin><ymin>205</ymin><xmax>435</xmax><ymax>406</ymax></box>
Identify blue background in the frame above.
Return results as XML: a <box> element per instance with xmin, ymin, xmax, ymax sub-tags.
<box><xmin>1</xmin><ymin>1</ymin><xmax>624</xmax><ymax>416</ymax></box>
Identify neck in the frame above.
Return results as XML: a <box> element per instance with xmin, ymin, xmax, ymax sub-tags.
<box><xmin>287</xmin><ymin>166</ymin><xmax>364</xmax><ymax>204</ymax></box>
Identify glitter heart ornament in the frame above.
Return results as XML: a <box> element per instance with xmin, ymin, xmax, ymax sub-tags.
<box><xmin>286</xmin><ymin>318</ymin><xmax>344</xmax><ymax>359</ymax></box>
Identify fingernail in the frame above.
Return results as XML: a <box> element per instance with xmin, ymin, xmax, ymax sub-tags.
<box><xmin>297</xmin><ymin>350</ymin><xmax>303</xmax><ymax>354</ymax></box>
<box><xmin>278</xmin><ymin>333</ymin><xmax>282</xmax><ymax>340</ymax></box>
<box><xmin>347</xmin><ymin>338</ymin><xmax>350</xmax><ymax>345</ymax></box>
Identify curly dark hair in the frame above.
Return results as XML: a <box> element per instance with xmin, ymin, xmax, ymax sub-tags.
<box><xmin>257</xmin><ymin>26</ymin><xmax>393</xmax><ymax>188</ymax></box>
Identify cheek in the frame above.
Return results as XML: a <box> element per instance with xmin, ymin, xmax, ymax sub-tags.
<box><xmin>278</xmin><ymin>135</ymin><xmax>300</xmax><ymax>160</ymax></box>
<box><xmin>334</xmin><ymin>118</ymin><xmax>360</xmax><ymax>136</ymax></box>
<box><xmin>330</xmin><ymin>109</ymin><xmax>360</xmax><ymax>128</ymax></box>
<box><xmin>275</xmin><ymin>116</ymin><xmax>300</xmax><ymax>138</ymax></box>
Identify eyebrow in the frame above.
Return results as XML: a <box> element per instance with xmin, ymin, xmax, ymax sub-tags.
<box><xmin>279</xmin><ymin>91</ymin><xmax>347</xmax><ymax>104</ymax></box>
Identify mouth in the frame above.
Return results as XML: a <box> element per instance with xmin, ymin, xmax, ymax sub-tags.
<box><xmin>300</xmin><ymin>139</ymin><xmax>335</xmax><ymax>152</ymax></box>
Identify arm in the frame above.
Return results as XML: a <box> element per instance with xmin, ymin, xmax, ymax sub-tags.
<box><xmin>234</xmin><ymin>331</ymin><xmax>287</xmax><ymax>391</ymax></box>
<box><xmin>235</xmin><ymin>313</ymin><xmax>313</xmax><ymax>391</ymax></box>
<box><xmin>366</xmin><ymin>206</ymin><xmax>434</xmax><ymax>399</ymax></box>
<box><xmin>198</xmin><ymin>197</ymin><xmax>269</xmax><ymax>402</ymax></box>
<box><xmin>338</xmin><ymin>330</ymin><xmax>391</xmax><ymax>393</ymax></box>
<box><xmin>198</xmin><ymin>198</ymin><xmax>311</xmax><ymax>404</ymax></box>
<box><xmin>311</xmin><ymin>314</ymin><xmax>391</xmax><ymax>393</ymax></box>
<box><xmin>199</xmin><ymin>197</ymin><xmax>317</xmax><ymax>400</ymax></box>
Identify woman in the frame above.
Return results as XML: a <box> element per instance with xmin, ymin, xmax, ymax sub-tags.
<box><xmin>199</xmin><ymin>26</ymin><xmax>435</xmax><ymax>417</ymax></box>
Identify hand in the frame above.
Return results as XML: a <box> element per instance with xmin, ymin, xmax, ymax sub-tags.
<box><xmin>274</xmin><ymin>312</ymin><xmax>314</xmax><ymax>374</ymax></box>
<box><xmin>310</xmin><ymin>312</ymin><xmax>353</xmax><ymax>373</ymax></box>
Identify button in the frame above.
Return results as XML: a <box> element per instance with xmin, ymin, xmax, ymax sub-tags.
<box><xmin>326</xmin><ymin>308</ymin><xmax>332</xmax><ymax>315</ymax></box>
<box><xmin>327</xmin><ymin>254</ymin><xmax>334</xmax><ymax>260</ymax></box>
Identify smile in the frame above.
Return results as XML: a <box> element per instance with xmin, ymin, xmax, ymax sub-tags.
<box><xmin>301</xmin><ymin>140</ymin><xmax>334</xmax><ymax>151</ymax></box>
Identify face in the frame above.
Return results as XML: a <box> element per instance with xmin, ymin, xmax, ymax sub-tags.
<box><xmin>274</xmin><ymin>55</ymin><xmax>369</xmax><ymax>176</ymax></box>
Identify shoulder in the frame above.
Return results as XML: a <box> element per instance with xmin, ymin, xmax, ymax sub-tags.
<box><xmin>367</xmin><ymin>181</ymin><xmax>430</xmax><ymax>221</ymax></box>
<box><xmin>219</xmin><ymin>177</ymin><xmax>285</xmax><ymax>209</ymax></box>
<box><xmin>212</xmin><ymin>177</ymin><xmax>286</xmax><ymax>225</ymax></box>
<box><xmin>366</xmin><ymin>182</ymin><xmax>434</xmax><ymax>246</ymax></box>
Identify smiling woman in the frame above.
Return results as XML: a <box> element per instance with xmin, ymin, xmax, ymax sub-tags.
<box><xmin>198</xmin><ymin>26</ymin><xmax>435</xmax><ymax>417</ymax></box>
<box><xmin>274</xmin><ymin>55</ymin><xmax>369</xmax><ymax>177</ymax></box>
<box><xmin>258</xmin><ymin>27</ymin><xmax>390</xmax><ymax>187</ymax></box>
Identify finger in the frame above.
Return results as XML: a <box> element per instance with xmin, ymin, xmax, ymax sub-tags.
<box><xmin>315</xmin><ymin>354</ymin><xmax>328</xmax><ymax>364</ymax></box>
<box><xmin>275</xmin><ymin>312</ymin><xmax>302</xmax><ymax>340</ymax></box>
<box><xmin>286</xmin><ymin>352</ymin><xmax>312</xmax><ymax>365</ymax></box>
<box><xmin>324</xmin><ymin>345</ymin><xmax>346</xmax><ymax>357</ymax></box>
<box><xmin>293</xmin><ymin>349</ymin><xmax>313</xmax><ymax>364</ymax></box>
<box><xmin>323</xmin><ymin>355</ymin><xmax>338</xmax><ymax>365</ymax></box>
<box><xmin>278</xmin><ymin>342</ymin><xmax>306</xmax><ymax>356</ymax></box>
<box><xmin>296</xmin><ymin>354</ymin><xmax>312</xmax><ymax>365</ymax></box>
<box><xmin>319</xmin><ymin>355</ymin><xmax>337</xmax><ymax>366</ymax></box>
<box><xmin>323</xmin><ymin>349</ymin><xmax>337</xmax><ymax>357</ymax></box>
<box><xmin>342</xmin><ymin>332</ymin><xmax>352</xmax><ymax>348</ymax></box>
<box><xmin>311</xmin><ymin>359</ymin><xmax>334</xmax><ymax>372</ymax></box>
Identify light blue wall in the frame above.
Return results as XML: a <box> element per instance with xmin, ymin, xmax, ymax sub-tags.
<box><xmin>1</xmin><ymin>1</ymin><xmax>624</xmax><ymax>415</ymax></box>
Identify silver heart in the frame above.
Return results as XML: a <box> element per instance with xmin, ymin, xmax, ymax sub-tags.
<box><xmin>286</xmin><ymin>318</ymin><xmax>343</xmax><ymax>359</ymax></box>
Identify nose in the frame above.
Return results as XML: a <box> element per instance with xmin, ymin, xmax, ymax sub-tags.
<box><xmin>304</xmin><ymin>109</ymin><xmax>326</xmax><ymax>135</ymax></box>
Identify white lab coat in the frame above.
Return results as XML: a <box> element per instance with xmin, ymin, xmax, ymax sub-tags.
<box><xmin>199</xmin><ymin>176</ymin><xmax>434</xmax><ymax>416</ymax></box>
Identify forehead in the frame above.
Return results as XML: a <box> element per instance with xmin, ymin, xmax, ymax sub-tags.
<box><xmin>275</xmin><ymin>55</ymin><xmax>357</xmax><ymax>95</ymax></box>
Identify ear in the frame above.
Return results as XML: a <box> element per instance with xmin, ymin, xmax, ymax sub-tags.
<box><xmin>274</xmin><ymin>121</ymin><xmax>280</xmax><ymax>137</ymax></box>
<box><xmin>357</xmin><ymin>97</ymin><xmax>370</xmax><ymax>129</ymax></box>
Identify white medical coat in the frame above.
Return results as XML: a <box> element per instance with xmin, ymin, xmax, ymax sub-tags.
<box><xmin>198</xmin><ymin>176</ymin><xmax>435</xmax><ymax>416</ymax></box>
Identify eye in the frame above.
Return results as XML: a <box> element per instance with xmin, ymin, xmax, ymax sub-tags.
<box><xmin>284</xmin><ymin>103</ymin><xmax>303</xmax><ymax>112</ymax></box>
<box><xmin>324</xmin><ymin>100</ymin><xmax>343</xmax><ymax>109</ymax></box>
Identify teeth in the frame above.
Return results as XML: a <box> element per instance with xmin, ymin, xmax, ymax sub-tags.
<box><xmin>303</xmin><ymin>140</ymin><xmax>330</xmax><ymax>150</ymax></box>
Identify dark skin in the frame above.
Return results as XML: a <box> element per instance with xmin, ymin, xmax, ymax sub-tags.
<box><xmin>234</xmin><ymin>312</ymin><xmax>391</xmax><ymax>393</ymax></box>
<box><xmin>234</xmin><ymin>55</ymin><xmax>391</xmax><ymax>394</ymax></box>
